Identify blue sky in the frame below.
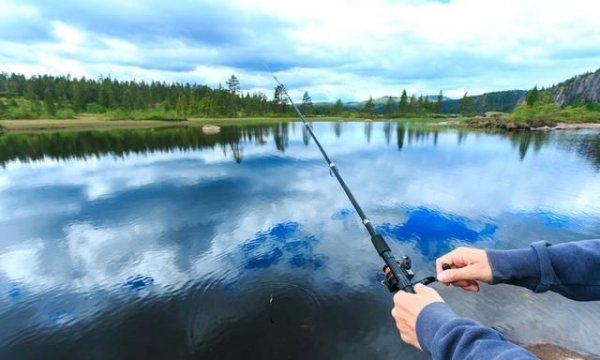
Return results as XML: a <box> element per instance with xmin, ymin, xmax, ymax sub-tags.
<box><xmin>1</xmin><ymin>0</ymin><xmax>599</xmax><ymax>101</ymax></box>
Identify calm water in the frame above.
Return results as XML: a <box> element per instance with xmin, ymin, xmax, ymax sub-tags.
<box><xmin>0</xmin><ymin>122</ymin><xmax>599</xmax><ymax>359</ymax></box>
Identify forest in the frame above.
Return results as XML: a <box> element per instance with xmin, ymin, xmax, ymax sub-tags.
<box><xmin>0</xmin><ymin>72</ymin><xmax>458</xmax><ymax>120</ymax></box>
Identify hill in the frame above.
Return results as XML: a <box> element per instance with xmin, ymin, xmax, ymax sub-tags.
<box><xmin>442</xmin><ymin>90</ymin><xmax>526</xmax><ymax>114</ymax></box>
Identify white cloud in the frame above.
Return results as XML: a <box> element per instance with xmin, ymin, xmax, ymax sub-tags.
<box><xmin>1</xmin><ymin>0</ymin><xmax>599</xmax><ymax>100</ymax></box>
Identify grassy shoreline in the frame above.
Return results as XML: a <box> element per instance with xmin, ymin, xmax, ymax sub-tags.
<box><xmin>1</xmin><ymin>114</ymin><xmax>599</xmax><ymax>134</ymax></box>
<box><xmin>0</xmin><ymin>115</ymin><xmax>431</xmax><ymax>134</ymax></box>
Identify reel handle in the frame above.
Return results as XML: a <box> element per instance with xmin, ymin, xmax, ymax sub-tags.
<box><xmin>382</xmin><ymin>259</ymin><xmax>437</xmax><ymax>293</ymax></box>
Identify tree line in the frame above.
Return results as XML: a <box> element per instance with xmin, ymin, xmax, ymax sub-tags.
<box><xmin>0</xmin><ymin>73</ymin><xmax>304</xmax><ymax>119</ymax></box>
<box><xmin>0</xmin><ymin>71</ymin><xmax>501</xmax><ymax>120</ymax></box>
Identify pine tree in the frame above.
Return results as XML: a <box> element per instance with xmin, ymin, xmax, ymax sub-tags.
<box><xmin>176</xmin><ymin>94</ymin><xmax>186</xmax><ymax>115</ymax></box>
<box><xmin>363</xmin><ymin>97</ymin><xmax>374</xmax><ymax>116</ymax></box>
<box><xmin>332</xmin><ymin>99</ymin><xmax>343</xmax><ymax>115</ymax></box>
<box><xmin>301</xmin><ymin>91</ymin><xmax>313</xmax><ymax>115</ymax></box>
<box><xmin>43</xmin><ymin>88</ymin><xmax>56</xmax><ymax>116</ymax></box>
<box><xmin>273</xmin><ymin>84</ymin><xmax>288</xmax><ymax>113</ymax></box>
<box><xmin>526</xmin><ymin>86</ymin><xmax>539</xmax><ymax>106</ymax></box>
<box><xmin>399</xmin><ymin>89</ymin><xmax>408</xmax><ymax>115</ymax></box>
<box><xmin>423</xmin><ymin>97</ymin><xmax>431</xmax><ymax>113</ymax></box>
<box><xmin>385</xmin><ymin>96</ymin><xmax>394</xmax><ymax>117</ymax></box>
<box><xmin>409</xmin><ymin>94</ymin><xmax>417</xmax><ymax>114</ymax></box>
<box><xmin>437</xmin><ymin>90</ymin><xmax>443</xmax><ymax>113</ymax></box>
<box><xmin>226</xmin><ymin>75</ymin><xmax>240</xmax><ymax>95</ymax></box>
<box><xmin>459</xmin><ymin>92</ymin><xmax>473</xmax><ymax>115</ymax></box>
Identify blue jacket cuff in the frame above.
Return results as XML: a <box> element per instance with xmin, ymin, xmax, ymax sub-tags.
<box><xmin>415</xmin><ymin>301</ymin><xmax>456</xmax><ymax>354</ymax></box>
<box><xmin>486</xmin><ymin>242</ymin><xmax>545</xmax><ymax>290</ymax></box>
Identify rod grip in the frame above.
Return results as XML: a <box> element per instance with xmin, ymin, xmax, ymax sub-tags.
<box><xmin>371</xmin><ymin>234</ymin><xmax>390</xmax><ymax>256</ymax></box>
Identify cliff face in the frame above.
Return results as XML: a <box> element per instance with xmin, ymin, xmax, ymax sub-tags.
<box><xmin>553</xmin><ymin>68</ymin><xmax>600</xmax><ymax>106</ymax></box>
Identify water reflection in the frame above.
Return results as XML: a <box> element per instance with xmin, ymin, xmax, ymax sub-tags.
<box><xmin>0</xmin><ymin>122</ymin><xmax>599</xmax><ymax>359</ymax></box>
<box><xmin>2</xmin><ymin>123</ymin><xmax>600</xmax><ymax>168</ymax></box>
<box><xmin>378</xmin><ymin>207</ymin><xmax>497</xmax><ymax>260</ymax></box>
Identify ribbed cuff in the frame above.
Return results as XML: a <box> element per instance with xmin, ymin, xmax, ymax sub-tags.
<box><xmin>415</xmin><ymin>302</ymin><xmax>456</xmax><ymax>354</ymax></box>
<box><xmin>486</xmin><ymin>242</ymin><xmax>546</xmax><ymax>290</ymax></box>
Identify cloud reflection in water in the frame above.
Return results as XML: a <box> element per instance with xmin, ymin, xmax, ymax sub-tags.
<box><xmin>0</xmin><ymin>123</ymin><xmax>599</xmax><ymax>358</ymax></box>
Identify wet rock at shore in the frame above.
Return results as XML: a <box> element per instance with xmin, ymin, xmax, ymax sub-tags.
<box><xmin>525</xmin><ymin>343</ymin><xmax>597</xmax><ymax>360</ymax></box>
<box><xmin>465</xmin><ymin>117</ymin><xmax>557</xmax><ymax>131</ymax></box>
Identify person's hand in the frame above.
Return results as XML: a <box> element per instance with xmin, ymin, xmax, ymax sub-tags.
<box><xmin>391</xmin><ymin>284</ymin><xmax>444</xmax><ymax>350</ymax></box>
<box><xmin>436</xmin><ymin>247</ymin><xmax>493</xmax><ymax>292</ymax></box>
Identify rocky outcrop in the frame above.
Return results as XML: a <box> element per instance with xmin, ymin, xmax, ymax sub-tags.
<box><xmin>553</xmin><ymin>68</ymin><xmax>600</xmax><ymax>106</ymax></box>
<box><xmin>465</xmin><ymin>117</ymin><xmax>556</xmax><ymax>131</ymax></box>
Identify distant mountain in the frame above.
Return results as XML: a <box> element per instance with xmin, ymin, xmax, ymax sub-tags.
<box><xmin>552</xmin><ymin>68</ymin><xmax>600</xmax><ymax>106</ymax></box>
<box><xmin>442</xmin><ymin>90</ymin><xmax>526</xmax><ymax>114</ymax></box>
<box><xmin>316</xmin><ymin>68</ymin><xmax>600</xmax><ymax>115</ymax></box>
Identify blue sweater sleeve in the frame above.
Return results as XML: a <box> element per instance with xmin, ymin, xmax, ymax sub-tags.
<box><xmin>487</xmin><ymin>239</ymin><xmax>600</xmax><ymax>301</ymax></box>
<box><xmin>416</xmin><ymin>302</ymin><xmax>536</xmax><ymax>360</ymax></box>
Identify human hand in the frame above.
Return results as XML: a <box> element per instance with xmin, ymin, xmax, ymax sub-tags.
<box><xmin>391</xmin><ymin>284</ymin><xmax>444</xmax><ymax>350</ymax></box>
<box><xmin>436</xmin><ymin>247</ymin><xmax>493</xmax><ymax>292</ymax></box>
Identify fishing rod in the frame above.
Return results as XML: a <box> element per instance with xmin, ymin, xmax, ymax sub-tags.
<box><xmin>272</xmin><ymin>76</ymin><xmax>436</xmax><ymax>293</ymax></box>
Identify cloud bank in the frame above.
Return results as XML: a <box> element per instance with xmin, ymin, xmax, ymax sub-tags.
<box><xmin>1</xmin><ymin>0</ymin><xmax>600</xmax><ymax>101</ymax></box>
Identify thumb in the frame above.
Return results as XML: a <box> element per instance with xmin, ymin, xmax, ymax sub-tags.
<box><xmin>437</xmin><ymin>267</ymin><xmax>476</xmax><ymax>283</ymax></box>
<box><xmin>413</xmin><ymin>283</ymin><xmax>434</xmax><ymax>294</ymax></box>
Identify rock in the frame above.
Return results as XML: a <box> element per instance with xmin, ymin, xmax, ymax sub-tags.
<box><xmin>553</xmin><ymin>68</ymin><xmax>600</xmax><ymax>106</ymax></box>
<box><xmin>202</xmin><ymin>124</ymin><xmax>221</xmax><ymax>134</ymax></box>
<box><xmin>525</xmin><ymin>343</ymin><xmax>596</xmax><ymax>360</ymax></box>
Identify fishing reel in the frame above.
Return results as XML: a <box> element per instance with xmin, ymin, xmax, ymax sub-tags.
<box><xmin>381</xmin><ymin>255</ymin><xmax>437</xmax><ymax>293</ymax></box>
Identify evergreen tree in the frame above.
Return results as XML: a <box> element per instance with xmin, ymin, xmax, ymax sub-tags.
<box><xmin>409</xmin><ymin>94</ymin><xmax>417</xmax><ymax>114</ymax></box>
<box><xmin>385</xmin><ymin>96</ymin><xmax>394</xmax><ymax>117</ymax></box>
<box><xmin>273</xmin><ymin>84</ymin><xmax>288</xmax><ymax>113</ymax></box>
<box><xmin>526</xmin><ymin>86</ymin><xmax>539</xmax><ymax>106</ymax></box>
<box><xmin>176</xmin><ymin>94</ymin><xmax>186</xmax><ymax>115</ymax></box>
<box><xmin>437</xmin><ymin>90</ymin><xmax>443</xmax><ymax>113</ymax></box>
<box><xmin>301</xmin><ymin>91</ymin><xmax>313</xmax><ymax>115</ymax></box>
<box><xmin>459</xmin><ymin>92</ymin><xmax>473</xmax><ymax>115</ymax></box>
<box><xmin>423</xmin><ymin>97</ymin><xmax>431</xmax><ymax>113</ymax></box>
<box><xmin>72</xmin><ymin>82</ymin><xmax>86</xmax><ymax>112</ymax></box>
<box><xmin>363</xmin><ymin>97</ymin><xmax>374</xmax><ymax>116</ymax></box>
<box><xmin>332</xmin><ymin>99</ymin><xmax>343</xmax><ymax>115</ymax></box>
<box><xmin>399</xmin><ymin>89</ymin><xmax>408</xmax><ymax>115</ymax></box>
<box><xmin>43</xmin><ymin>89</ymin><xmax>56</xmax><ymax>116</ymax></box>
<box><xmin>226</xmin><ymin>75</ymin><xmax>240</xmax><ymax>95</ymax></box>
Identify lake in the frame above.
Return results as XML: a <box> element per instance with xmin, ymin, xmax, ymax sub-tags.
<box><xmin>0</xmin><ymin>122</ymin><xmax>599</xmax><ymax>359</ymax></box>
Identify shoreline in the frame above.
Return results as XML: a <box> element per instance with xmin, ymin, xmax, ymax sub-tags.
<box><xmin>534</xmin><ymin>122</ymin><xmax>600</xmax><ymax>130</ymax></box>
<box><xmin>1</xmin><ymin>116</ymin><xmax>600</xmax><ymax>134</ymax></box>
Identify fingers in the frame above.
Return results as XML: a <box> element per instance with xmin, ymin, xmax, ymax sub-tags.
<box><xmin>461</xmin><ymin>283</ymin><xmax>480</xmax><ymax>292</ymax></box>
<box><xmin>435</xmin><ymin>247</ymin><xmax>493</xmax><ymax>285</ymax></box>
<box><xmin>413</xmin><ymin>283</ymin><xmax>431</xmax><ymax>294</ymax></box>
<box><xmin>437</xmin><ymin>266</ymin><xmax>479</xmax><ymax>283</ymax></box>
<box><xmin>435</xmin><ymin>247</ymin><xmax>467</xmax><ymax>274</ymax></box>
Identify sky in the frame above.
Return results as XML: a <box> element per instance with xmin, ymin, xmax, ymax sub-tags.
<box><xmin>1</xmin><ymin>0</ymin><xmax>599</xmax><ymax>102</ymax></box>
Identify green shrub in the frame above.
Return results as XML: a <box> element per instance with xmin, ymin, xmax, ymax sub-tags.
<box><xmin>105</xmin><ymin>109</ymin><xmax>132</xmax><ymax>120</ymax></box>
<box><xmin>129</xmin><ymin>110</ymin><xmax>186</xmax><ymax>121</ymax></box>
<box><xmin>56</xmin><ymin>108</ymin><xmax>76</xmax><ymax>119</ymax></box>
<box><xmin>86</xmin><ymin>103</ymin><xmax>107</xmax><ymax>113</ymax></box>
<box><xmin>5</xmin><ymin>105</ymin><xmax>36</xmax><ymax>119</ymax></box>
<box><xmin>511</xmin><ymin>103</ymin><xmax>600</xmax><ymax>123</ymax></box>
